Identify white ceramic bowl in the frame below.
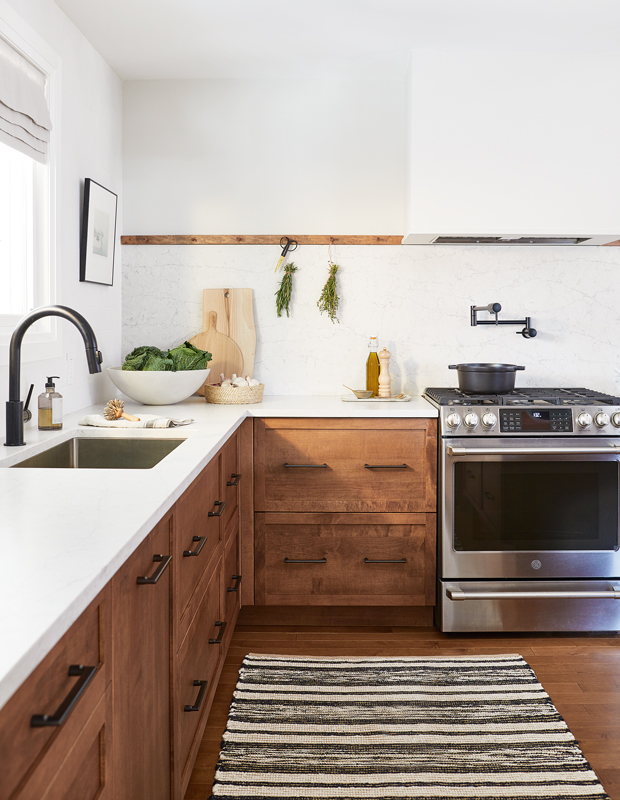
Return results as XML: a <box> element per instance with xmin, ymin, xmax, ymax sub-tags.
<box><xmin>107</xmin><ymin>367</ymin><xmax>210</xmax><ymax>405</ymax></box>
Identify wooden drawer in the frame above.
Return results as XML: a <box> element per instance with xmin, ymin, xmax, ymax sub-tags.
<box><xmin>175</xmin><ymin>557</ymin><xmax>223</xmax><ymax>788</ymax></box>
<box><xmin>17</xmin><ymin>684</ymin><xmax>112</xmax><ymax>800</ymax></box>
<box><xmin>222</xmin><ymin>430</ymin><xmax>240</xmax><ymax>536</ymax></box>
<box><xmin>112</xmin><ymin>513</ymin><xmax>172</xmax><ymax>800</ymax></box>
<box><xmin>254</xmin><ymin>418</ymin><xmax>437</xmax><ymax>513</ymax></box>
<box><xmin>255</xmin><ymin>512</ymin><xmax>436</xmax><ymax>606</ymax></box>
<box><xmin>175</xmin><ymin>455</ymin><xmax>222</xmax><ymax>623</ymax></box>
<box><xmin>0</xmin><ymin>586</ymin><xmax>110</xmax><ymax>800</ymax></box>
<box><xmin>222</xmin><ymin>523</ymin><xmax>241</xmax><ymax>649</ymax></box>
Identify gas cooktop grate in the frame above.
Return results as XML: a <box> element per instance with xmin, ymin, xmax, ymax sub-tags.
<box><xmin>424</xmin><ymin>388</ymin><xmax>620</xmax><ymax>406</ymax></box>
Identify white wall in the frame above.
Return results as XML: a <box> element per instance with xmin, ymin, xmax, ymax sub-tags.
<box><xmin>0</xmin><ymin>0</ymin><xmax>122</xmax><ymax>435</ymax></box>
<box><xmin>122</xmin><ymin>79</ymin><xmax>404</xmax><ymax>235</ymax></box>
<box><xmin>122</xmin><ymin>243</ymin><xmax>620</xmax><ymax>397</ymax></box>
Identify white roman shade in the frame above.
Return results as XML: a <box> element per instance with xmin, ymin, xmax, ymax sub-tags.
<box><xmin>0</xmin><ymin>35</ymin><xmax>52</xmax><ymax>163</ymax></box>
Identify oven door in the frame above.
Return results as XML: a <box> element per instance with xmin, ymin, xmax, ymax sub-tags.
<box><xmin>441</xmin><ymin>437</ymin><xmax>620</xmax><ymax>579</ymax></box>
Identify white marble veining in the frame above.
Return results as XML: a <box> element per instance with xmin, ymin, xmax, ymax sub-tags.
<box><xmin>0</xmin><ymin>394</ymin><xmax>435</xmax><ymax>711</ymax></box>
<box><xmin>123</xmin><ymin>244</ymin><xmax>620</xmax><ymax>397</ymax></box>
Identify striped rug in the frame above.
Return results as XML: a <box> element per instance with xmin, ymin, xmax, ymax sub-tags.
<box><xmin>210</xmin><ymin>653</ymin><xmax>609</xmax><ymax>800</ymax></box>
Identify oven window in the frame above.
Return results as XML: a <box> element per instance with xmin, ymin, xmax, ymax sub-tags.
<box><xmin>453</xmin><ymin>461</ymin><xmax>618</xmax><ymax>551</ymax></box>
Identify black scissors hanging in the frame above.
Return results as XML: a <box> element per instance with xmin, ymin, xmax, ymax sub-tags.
<box><xmin>275</xmin><ymin>236</ymin><xmax>298</xmax><ymax>272</ymax></box>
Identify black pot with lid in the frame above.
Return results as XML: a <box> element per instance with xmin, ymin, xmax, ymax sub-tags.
<box><xmin>448</xmin><ymin>363</ymin><xmax>525</xmax><ymax>394</ymax></box>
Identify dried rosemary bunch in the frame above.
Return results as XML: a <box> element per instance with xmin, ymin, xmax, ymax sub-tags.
<box><xmin>275</xmin><ymin>261</ymin><xmax>298</xmax><ymax>317</ymax></box>
<box><xmin>317</xmin><ymin>262</ymin><xmax>340</xmax><ymax>323</ymax></box>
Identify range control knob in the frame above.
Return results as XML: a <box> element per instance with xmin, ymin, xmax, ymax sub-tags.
<box><xmin>481</xmin><ymin>412</ymin><xmax>497</xmax><ymax>429</ymax></box>
<box><xmin>612</xmin><ymin>412</ymin><xmax>620</xmax><ymax>428</ymax></box>
<box><xmin>446</xmin><ymin>412</ymin><xmax>461</xmax><ymax>429</ymax></box>
<box><xmin>576</xmin><ymin>412</ymin><xmax>593</xmax><ymax>429</ymax></box>
<box><xmin>594</xmin><ymin>412</ymin><xmax>610</xmax><ymax>428</ymax></box>
<box><xmin>463</xmin><ymin>412</ymin><xmax>479</xmax><ymax>429</ymax></box>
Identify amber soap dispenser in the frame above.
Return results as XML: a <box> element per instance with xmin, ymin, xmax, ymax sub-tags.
<box><xmin>38</xmin><ymin>376</ymin><xmax>63</xmax><ymax>430</ymax></box>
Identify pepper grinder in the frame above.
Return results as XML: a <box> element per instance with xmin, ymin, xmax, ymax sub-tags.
<box><xmin>378</xmin><ymin>348</ymin><xmax>392</xmax><ymax>398</ymax></box>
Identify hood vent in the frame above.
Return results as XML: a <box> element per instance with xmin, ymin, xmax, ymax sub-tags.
<box><xmin>432</xmin><ymin>236</ymin><xmax>590</xmax><ymax>246</ymax></box>
<box><xmin>402</xmin><ymin>51</ymin><xmax>620</xmax><ymax>246</ymax></box>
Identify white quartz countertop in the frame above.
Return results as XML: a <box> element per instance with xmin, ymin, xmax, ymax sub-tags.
<box><xmin>0</xmin><ymin>394</ymin><xmax>436</xmax><ymax>710</ymax></box>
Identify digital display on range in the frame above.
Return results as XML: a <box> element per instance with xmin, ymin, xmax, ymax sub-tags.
<box><xmin>500</xmin><ymin>409</ymin><xmax>573</xmax><ymax>433</ymax></box>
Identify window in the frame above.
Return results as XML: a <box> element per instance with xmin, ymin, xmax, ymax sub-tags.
<box><xmin>0</xmin><ymin>11</ymin><xmax>58</xmax><ymax>361</ymax></box>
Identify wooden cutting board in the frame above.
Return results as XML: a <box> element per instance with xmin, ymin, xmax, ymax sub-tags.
<box><xmin>201</xmin><ymin>288</ymin><xmax>256</xmax><ymax>380</ymax></box>
<box><xmin>189</xmin><ymin>311</ymin><xmax>244</xmax><ymax>389</ymax></box>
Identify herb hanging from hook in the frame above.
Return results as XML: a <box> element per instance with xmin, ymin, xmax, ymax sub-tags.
<box><xmin>317</xmin><ymin>251</ymin><xmax>340</xmax><ymax>323</ymax></box>
<box><xmin>275</xmin><ymin>261</ymin><xmax>298</xmax><ymax>318</ymax></box>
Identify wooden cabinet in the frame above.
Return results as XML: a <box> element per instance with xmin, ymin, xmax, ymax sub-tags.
<box><xmin>254</xmin><ymin>418</ymin><xmax>437</xmax><ymax>513</ymax></box>
<box><xmin>174</xmin><ymin>555</ymin><xmax>223</xmax><ymax>798</ymax></box>
<box><xmin>0</xmin><ymin>586</ymin><xmax>112</xmax><ymax>800</ymax></box>
<box><xmin>254</xmin><ymin>417</ymin><xmax>438</xmax><ymax>609</ymax></box>
<box><xmin>255</xmin><ymin>513</ymin><xmax>435</xmax><ymax>606</ymax></box>
<box><xmin>112</xmin><ymin>513</ymin><xmax>172</xmax><ymax>800</ymax></box>
<box><xmin>222</xmin><ymin>429</ymin><xmax>240</xmax><ymax>536</ymax></box>
<box><xmin>175</xmin><ymin>454</ymin><xmax>222</xmax><ymax>640</ymax></box>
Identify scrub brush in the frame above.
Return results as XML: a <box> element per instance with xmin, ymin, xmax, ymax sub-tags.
<box><xmin>103</xmin><ymin>398</ymin><xmax>141</xmax><ymax>422</ymax></box>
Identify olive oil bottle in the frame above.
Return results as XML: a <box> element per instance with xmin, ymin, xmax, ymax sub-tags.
<box><xmin>366</xmin><ymin>336</ymin><xmax>380</xmax><ymax>397</ymax></box>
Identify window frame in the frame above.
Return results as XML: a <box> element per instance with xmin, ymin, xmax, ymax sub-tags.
<box><xmin>0</xmin><ymin>2</ymin><xmax>60</xmax><ymax>366</ymax></box>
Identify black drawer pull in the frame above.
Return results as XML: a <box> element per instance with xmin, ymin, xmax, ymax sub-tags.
<box><xmin>31</xmin><ymin>664</ymin><xmax>97</xmax><ymax>727</ymax></box>
<box><xmin>364</xmin><ymin>558</ymin><xmax>408</xmax><ymax>564</ymax></box>
<box><xmin>364</xmin><ymin>464</ymin><xmax>408</xmax><ymax>469</ymax></box>
<box><xmin>284</xmin><ymin>557</ymin><xmax>327</xmax><ymax>564</ymax></box>
<box><xmin>208</xmin><ymin>500</ymin><xmax>227</xmax><ymax>517</ymax></box>
<box><xmin>227</xmin><ymin>473</ymin><xmax>241</xmax><ymax>486</ymax></box>
<box><xmin>183</xmin><ymin>535</ymin><xmax>207</xmax><ymax>557</ymax></box>
<box><xmin>209</xmin><ymin>620</ymin><xmax>227</xmax><ymax>644</ymax></box>
<box><xmin>184</xmin><ymin>679</ymin><xmax>208</xmax><ymax>712</ymax></box>
<box><xmin>137</xmin><ymin>554</ymin><xmax>172</xmax><ymax>584</ymax></box>
<box><xmin>227</xmin><ymin>574</ymin><xmax>242</xmax><ymax>592</ymax></box>
<box><xmin>284</xmin><ymin>463</ymin><xmax>328</xmax><ymax>468</ymax></box>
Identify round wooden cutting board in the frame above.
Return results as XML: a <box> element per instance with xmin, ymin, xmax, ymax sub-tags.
<box><xmin>189</xmin><ymin>311</ymin><xmax>244</xmax><ymax>392</ymax></box>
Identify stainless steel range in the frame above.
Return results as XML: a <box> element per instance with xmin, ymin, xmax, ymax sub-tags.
<box><xmin>424</xmin><ymin>387</ymin><xmax>620</xmax><ymax>632</ymax></box>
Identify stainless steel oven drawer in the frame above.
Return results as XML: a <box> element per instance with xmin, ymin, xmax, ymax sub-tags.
<box><xmin>440</xmin><ymin>580</ymin><xmax>620</xmax><ymax>632</ymax></box>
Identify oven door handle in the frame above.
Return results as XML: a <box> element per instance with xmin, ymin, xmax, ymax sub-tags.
<box><xmin>447</xmin><ymin>588</ymin><xmax>620</xmax><ymax>601</ymax></box>
<box><xmin>446</xmin><ymin>445</ymin><xmax>620</xmax><ymax>456</ymax></box>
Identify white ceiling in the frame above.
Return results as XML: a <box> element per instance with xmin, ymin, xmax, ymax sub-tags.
<box><xmin>54</xmin><ymin>0</ymin><xmax>620</xmax><ymax>81</ymax></box>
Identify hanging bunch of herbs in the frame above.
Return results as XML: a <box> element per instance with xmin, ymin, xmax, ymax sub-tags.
<box><xmin>317</xmin><ymin>261</ymin><xmax>340</xmax><ymax>323</ymax></box>
<box><xmin>275</xmin><ymin>261</ymin><xmax>298</xmax><ymax>318</ymax></box>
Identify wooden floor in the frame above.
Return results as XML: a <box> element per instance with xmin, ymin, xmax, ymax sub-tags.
<box><xmin>185</xmin><ymin>625</ymin><xmax>620</xmax><ymax>800</ymax></box>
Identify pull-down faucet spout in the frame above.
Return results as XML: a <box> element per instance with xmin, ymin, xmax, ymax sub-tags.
<box><xmin>5</xmin><ymin>305</ymin><xmax>103</xmax><ymax>447</ymax></box>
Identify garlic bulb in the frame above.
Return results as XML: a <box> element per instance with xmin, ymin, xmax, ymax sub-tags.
<box><xmin>248</xmin><ymin>378</ymin><xmax>260</xmax><ymax>387</ymax></box>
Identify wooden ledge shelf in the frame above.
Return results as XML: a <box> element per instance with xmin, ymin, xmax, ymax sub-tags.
<box><xmin>120</xmin><ymin>235</ymin><xmax>403</xmax><ymax>246</ymax></box>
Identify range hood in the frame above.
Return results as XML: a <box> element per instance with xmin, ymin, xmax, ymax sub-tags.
<box><xmin>403</xmin><ymin>51</ymin><xmax>620</xmax><ymax>246</ymax></box>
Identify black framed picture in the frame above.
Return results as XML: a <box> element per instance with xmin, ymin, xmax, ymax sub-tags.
<box><xmin>79</xmin><ymin>178</ymin><xmax>118</xmax><ymax>285</ymax></box>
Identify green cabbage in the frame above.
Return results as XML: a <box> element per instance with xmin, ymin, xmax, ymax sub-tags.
<box><xmin>168</xmin><ymin>342</ymin><xmax>213</xmax><ymax>371</ymax></box>
<box><xmin>121</xmin><ymin>342</ymin><xmax>212</xmax><ymax>371</ymax></box>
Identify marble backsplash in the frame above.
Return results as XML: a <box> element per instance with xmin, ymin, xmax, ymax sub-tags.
<box><xmin>122</xmin><ymin>244</ymin><xmax>620</xmax><ymax>396</ymax></box>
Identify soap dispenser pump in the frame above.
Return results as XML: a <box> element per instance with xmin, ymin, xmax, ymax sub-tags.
<box><xmin>38</xmin><ymin>376</ymin><xmax>63</xmax><ymax>431</ymax></box>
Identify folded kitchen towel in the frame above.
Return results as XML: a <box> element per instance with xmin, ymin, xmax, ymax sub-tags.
<box><xmin>78</xmin><ymin>414</ymin><xmax>195</xmax><ymax>429</ymax></box>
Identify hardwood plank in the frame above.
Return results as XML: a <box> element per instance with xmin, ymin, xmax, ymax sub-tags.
<box><xmin>121</xmin><ymin>235</ymin><xmax>403</xmax><ymax>246</ymax></box>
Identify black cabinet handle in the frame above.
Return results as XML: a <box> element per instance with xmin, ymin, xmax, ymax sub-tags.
<box><xmin>284</xmin><ymin>557</ymin><xmax>327</xmax><ymax>564</ymax></box>
<box><xmin>208</xmin><ymin>500</ymin><xmax>226</xmax><ymax>517</ymax></box>
<box><xmin>31</xmin><ymin>664</ymin><xmax>97</xmax><ymax>727</ymax></box>
<box><xmin>227</xmin><ymin>574</ymin><xmax>242</xmax><ymax>592</ymax></box>
<box><xmin>364</xmin><ymin>557</ymin><xmax>407</xmax><ymax>564</ymax></box>
<box><xmin>284</xmin><ymin>463</ymin><xmax>328</xmax><ymax>468</ymax></box>
<box><xmin>227</xmin><ymin>473</ymin><xmax>241</xmax><ymax>486</ymax></box>
<box><xmin>183</xmin><ymin>535</ymin><xmax>207</xmax><ymax>557</ymax></box>
<box><xmin>364</xmin><ymin>464</ymin><xmax>408</xmax><ymax>469</ymax></box>
<box><xmin>184</xmin><ymin>679</ymin><xmax>208</xmax><ymax>712</ymax></box>
<box><xmin>137</xmin><ymin>554</ymin><xmax>172</xmax><ymax>584</ymax></box>
<box><xmin>209</xmin><ymin>620</ymin><xmax>227</xmax><ymax>644</ymax></box>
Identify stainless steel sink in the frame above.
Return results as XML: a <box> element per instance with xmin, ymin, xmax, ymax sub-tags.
<box><xmin>11</xmin><ymin>437</ymin><xmax>185</xmax><ymax>469</ymax></box>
